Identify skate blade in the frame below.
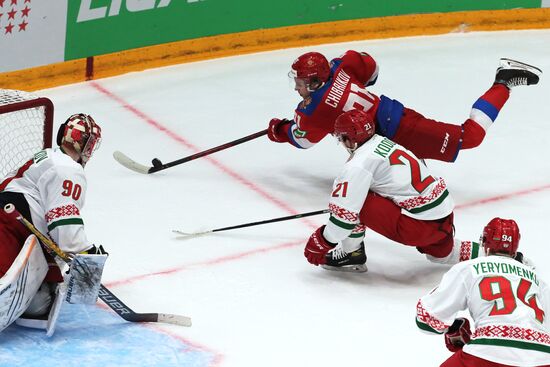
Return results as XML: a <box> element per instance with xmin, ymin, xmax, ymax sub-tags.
<box><xmin>499</xmin><ymin>58</ymin><xmax>542</xmax><ymax>75</ymax></box>
<box><xmin>321</xmin><ymin>263</ymin><xmax>368</xmax><ymax>273</ymax></box>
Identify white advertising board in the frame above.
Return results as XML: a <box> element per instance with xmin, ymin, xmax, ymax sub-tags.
<box><xmin>0</xmin><ymin>1</ymin><xmax>67</xmax><ymax>72</ymax></box>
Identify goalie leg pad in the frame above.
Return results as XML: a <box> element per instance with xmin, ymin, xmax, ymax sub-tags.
<box><xmin>46</xmin><ymin>281</ymin><xmax>67</xmax><ymax>336</ymax></box>
<box><xmin>66</xmin><ymin>253</ymin><xmax>108</xmax><ymax>304</ymax></box>
<box><xmin>0</xmin><ymin>235</ymin><xmax>48</xmax><ymax>332</ymax></box>
<box><xmin>23</xmin><ymin>282</ymin><xmax>53</xmax><ymax>317</ymax></box>
<box><xmin>15</xmin><ymin>281</ymin><xmax>68</xmax><ymax>337</ymax></box>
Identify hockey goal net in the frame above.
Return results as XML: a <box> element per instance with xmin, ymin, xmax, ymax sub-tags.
<box><xmin>0</xmin><ymin>89</ymin><xmax>53</xmax><ymax>178</ymax></box>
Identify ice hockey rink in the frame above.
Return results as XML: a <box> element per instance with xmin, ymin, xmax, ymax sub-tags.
<box><xmin>1</xmin><ymin>29</ymin><xmax>550</xmax><ymax>367</ymax></box>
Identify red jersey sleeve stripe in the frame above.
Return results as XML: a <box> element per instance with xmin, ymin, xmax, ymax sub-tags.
<box><xmin>0</xmin><ymin>159</ymin><xmax>33</xmax><ymax>192</ymax></box>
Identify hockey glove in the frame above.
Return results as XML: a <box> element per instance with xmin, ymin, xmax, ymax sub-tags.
<box><xmin>81</xmin><ymin>244</ymin><xmax>108</xmax><ymax>255</ymax></box>
<box><xmin>267</xmin><ymin>118</ymin><xmax>291</xmax><ymax>143</ymax></box>
<box><xmin>515</xmin><ymin>251</ymin><xmax>536</xmax><ymax>269</ymax></box>
<box><xmin>444</xmin><ymin>318</ymin><xmax>472</xmax><ymax>352</ymax></box>
<box><xmin>304</xmin><ymin>226</ymin><xmax>336</xmax><ymax>266</ymax></box>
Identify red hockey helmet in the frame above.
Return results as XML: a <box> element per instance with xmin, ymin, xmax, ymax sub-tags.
<box><xmin>57</xmin><ymin>113</ymin><xmax>102</xmax><ymax>166</ymax></box>
<box><xmin>481</xmin><ymin>218</ymin><xmax>520</xmax><ymax>256</ymax></box>
<box><xmin>289</xmin><ymin>52</ymin><xmax>330</xmax><ymax>91</ymax></box>
<box><xmin>334</xmin><ymin>109</ymin><xmax>376</xmax><ymax>152</ymax></box>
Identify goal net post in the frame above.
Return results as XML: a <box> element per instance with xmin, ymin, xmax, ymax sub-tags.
<box><xmin>0</xmin><ymin>89</ymin><xmax>54</xmax><ymax>178</ymax></box>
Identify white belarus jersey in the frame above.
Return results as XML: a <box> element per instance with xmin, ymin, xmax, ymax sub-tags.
<box><xmin>0</xmin><ymin>148</ymin><xmax>92</xmax><ymax>254</ymax></box>
<box><xmin>325</xmin><ymin>134</ymin><xmax>453</xmax><ymax>242</ymax></box>
<box><xmin>417</xmin><ymin>255</ymin><xmax>550</xmax><ymax>366</ymax></box>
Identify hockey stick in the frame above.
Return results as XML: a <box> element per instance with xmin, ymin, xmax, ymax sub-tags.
<box><xmin>173</xmin><ymin>209</ymin><xmax>329</xmax><ymax>237</ymax></box>
<box><xmin>4</xmin><ymin>204</ymin><xmax>192</xmax><ymax>327</ymax></box>
<box><xmin>113</xmin><ymin>129</ymin><xmax>268</xmax><ymax>174</ymax></box>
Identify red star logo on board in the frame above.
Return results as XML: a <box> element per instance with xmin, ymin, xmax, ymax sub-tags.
<box><xmin>18</xmin><ymin>20</ymin><xmax>27</xmax><ymax>31</ymax></box>
<box><xmin>5</xmin><ymin>22</ymin><xmax>13</xmax><ymax>33</ymax></box>
<box><xmin>7</xmin><ymin>8</ymin><xmax>15</xmax><ymax>19</ymax></box>
<box><xmin>10</xmin><ymin>0</ymin><xmax>16</xmax><ymax>5</ymax></box>
<box><xmin>0</xmin><ymin>0</ymin><xmax>5</xmax><ymax>7</ymax></box>
<box><xmin>21</xmin><ymin>5</ymin><xmax>29</xmax><ymax>17</ymax></box>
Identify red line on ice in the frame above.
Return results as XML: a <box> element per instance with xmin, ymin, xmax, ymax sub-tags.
<box><xmin>91</xmin><ymin>79</ymin><xmax>550</xmax><ymax>284</ymax></box>
<box><xmin>149</xmin><ymin>325</ymin><xmax>225</xmax><ymax>367</ymax></box>
<box><xmin>89</xmin><ymin>81</ymin><xmax>318</xmax><ymax>230</ymax></box>
<box><xmin>102</xmin><ymin>240</ymin><xmax>302</xmax><ymax>366</ymax></box>
<box><xmin>105</xmin><ymin>239</ymin><xmax>302</xmax><ymax>288</ymax></box>
<box><xmin>90</xmin><ymin>81</ymin><xmax>313</xmax><ymax>365</ymax></box>
<box><xmin>455</xmin><ymin>183</ymin><xmax>550</xmax><ymax>209</ymax></box>
<box><xmin>95</xmin><ymin>300</ymin><xmax>225</xmax><ymax>366</ymax></box>
<box><xmin>90</xmin><ymin>81</ymin><xmax>550</xmax><ymax>366</ymax></box>
<box><xmin>104</xmin><ymin>183</ymin><xmax>550</xmax><ymax>288</ymax></box>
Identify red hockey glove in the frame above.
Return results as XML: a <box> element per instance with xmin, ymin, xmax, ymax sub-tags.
<box><xmin>304</xmin><ymin>226</ymin><xmax>336</xmax><ymax>266</ymax></box>
<box><xmin>267</xmin><ymin>118</ymin><xmax>291</xmax><ymax>143</ymax></box>
<box><xmin>445</xmin><ymin>318</ymin><xmax>472</xmax><ymax>352</ymax></box>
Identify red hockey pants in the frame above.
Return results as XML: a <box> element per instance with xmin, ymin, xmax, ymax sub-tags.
<box><xmin>0</xmin><ymin>207</ymin><xmax>30</xmax><ymax>277</ymax></box>
<box><xmin>360</xmin><ymin>192</ymin><xmax>454</xmax><ymax>258</ymax></box>
<box><xmin>0</xmin><ymin>205</ymin><xmax>62</xmax><ymax>282</ymax></box>
<box><xmin>441</xmin><ymin>349</ymin><xmax>550</xmax><ymax>367</ymax></box>
<box><xmin>393</xmin><ymin>84</ymin><xmax>509</xmax><ymax>162</ymax></box>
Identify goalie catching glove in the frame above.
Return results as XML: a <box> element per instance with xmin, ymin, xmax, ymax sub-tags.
<box><xmin>304</xmin><ymin>226</ymin><xmax>336</xmax><ymax>265</ymax></box>
<box><xmin>444</xmin><ymin>318</ymin><xmax>472</xmax><ymax>352</ymax></box>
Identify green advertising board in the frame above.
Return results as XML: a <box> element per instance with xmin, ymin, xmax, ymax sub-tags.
<box><xmin>66</xmin><ymin>0</ymin><xmax>542</xmax><ymax>60</ymax></box>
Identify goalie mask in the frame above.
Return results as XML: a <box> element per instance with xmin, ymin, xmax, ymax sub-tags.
<box><xmin>57</xmin><ymin>113</ymin><xmax>102</xmax><ymax>167</ymax></box>
<box><xmin>289</xmin><ymin>52</ymin><xmax>330</xmax><ymax>92</ymax></box>
<box><xmin>334</xmin><ymin>109</ymin><xmax>376</xmax><ymax>153</ymax></box>
<box><xmin>481</xmin><ymin>217</ymin><xmax>520</xmax><ymax>256</ymax></box>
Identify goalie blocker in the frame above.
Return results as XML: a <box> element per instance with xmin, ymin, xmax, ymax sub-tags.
<box><xmin>14</xmin><ymin>251</ymin><xmax>108</xmax><ymax>336</ymax></box>
<box><xmin>1</xmin><ymin>203</ymin><xmax>108</xmax><ymax>336</ymax></box>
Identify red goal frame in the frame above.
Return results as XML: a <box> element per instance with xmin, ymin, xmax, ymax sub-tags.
<box><xmin>0</xmin><ymin>96</ymin><xmax>54</xmax><ymax>149</ymax></box>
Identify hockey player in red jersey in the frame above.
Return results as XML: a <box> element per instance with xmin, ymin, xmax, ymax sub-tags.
<box><xmin>268</xmin><ymin>50</ymin><xmax>542</xmax><ymax>162</ymax></box>
<box><xmin>416</xmin><ymin>218</ymin><xmax>550</xmax><ymax>367</ymax></box>
<box><xmin>0</xmin><ymin>113</ymin><xmax>106</xmax><ymax>334</ymax></box>
<box><xmin>303</xmin><ymin>109</ymin><xmax>480</xmax><ymax>272</ymax></box>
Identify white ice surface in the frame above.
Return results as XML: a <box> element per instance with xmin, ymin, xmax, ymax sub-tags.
<box><xmin>33</xmin><ymin>29</ymin><xmax>550</xmax><ymax>366</ymax></box>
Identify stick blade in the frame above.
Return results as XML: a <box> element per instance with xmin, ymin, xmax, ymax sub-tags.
<box><xmin>157</xmin><ymin>313</ymin><xmax>192</xmax><ymax>327</ymax></box>
<box><xmin>172</xmin><ymin>229</ymin><xmax>212</xmax><ymax>237</ymax></box>
<box><xmin>113</xmin><ymin>151</ymin><xmax>152</xmax><ymax>174</ymax></box>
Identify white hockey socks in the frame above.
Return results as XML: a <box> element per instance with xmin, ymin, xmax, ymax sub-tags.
<box><xmin>426</xmin><ymin>239</ymin><xmax>482</xmax><ymax>265</ymax></box>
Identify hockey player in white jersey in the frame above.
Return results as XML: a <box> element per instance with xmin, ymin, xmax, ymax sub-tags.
<box><xmin>0</xmin><ymin>113</ymin><xmax>106</xmax><ymax>334</ymax></box>
<box><xmin>304</xmin><ymin>109</ymin><xmax>479</xmax><ymax>272</ymax></box>
<box><xmin>416</xmin><ymin>218</ymin><xmax>550</xmax><ymax>367</ymax></box>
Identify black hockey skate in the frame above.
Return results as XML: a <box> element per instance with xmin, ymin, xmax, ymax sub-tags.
<box><xmin>321</xmin><ymin>242</ymin><xmax>368</xmax><ymax>273</ymax></box>
<box><xmin>495</xmin><ymin>58</ymin><xmax>542</xmax><ymax>89</ymax></box>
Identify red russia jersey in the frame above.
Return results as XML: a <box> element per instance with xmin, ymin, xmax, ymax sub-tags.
<box><xmin>287</xmin><ymin>50</ymin><xmax>381</xmax><ymax>148</ymax></box>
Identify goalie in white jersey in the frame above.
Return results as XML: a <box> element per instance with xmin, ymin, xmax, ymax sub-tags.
<box><xmin>304</xmin><ymin>109</ymin><xmax>478</xmax><ymax>272</ymax></box>
<box><xmin>416</xmin><ymin>218</ymin><xmax>550</xmax><ymax>367</ymax></box>
<box><xmin>0</xmin><ymin>113</ymin><xmax>106</xmax><ymax>334</ymax></box>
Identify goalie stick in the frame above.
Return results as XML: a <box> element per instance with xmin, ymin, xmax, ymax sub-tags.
<box><xmin>173</xmin><ymin>209</ymin><xmax>329</xmax><ymax>237</ymax></box>
<box><xmin>4</xmin><ymin>204</ymin><xmax>192</xmax><ymax>327</ymax></box>
<box><xmin>114</xmin><ymin>129</ymin><xmax>268</xmax><ymax>174</ymax></box>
